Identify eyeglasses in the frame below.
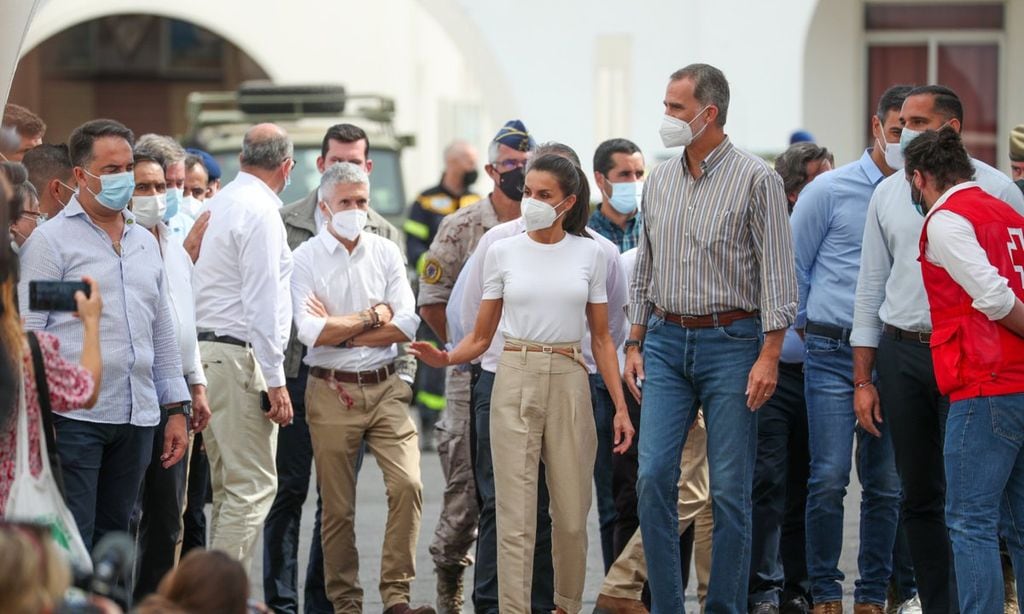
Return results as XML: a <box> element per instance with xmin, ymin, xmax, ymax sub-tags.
<box><xmin>493</xmin><ymin>158</ymin><xmax>527</xmax><ymax>172</ymax></box>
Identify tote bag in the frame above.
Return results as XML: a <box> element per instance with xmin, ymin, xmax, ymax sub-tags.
<box><xmin>4</xmin><ymin>378</ymin><xmax>93</xmax><ymax>573</ymax></box>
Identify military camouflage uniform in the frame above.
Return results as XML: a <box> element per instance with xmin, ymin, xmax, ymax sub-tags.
<box><xmin>419</xmin><ymin>195</ymin><xmax>502</xmax><ymax>570</ymax></box>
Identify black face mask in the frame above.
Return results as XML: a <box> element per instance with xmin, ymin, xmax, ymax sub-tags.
<box><xmin>463</xmin><ymin>169</ymin><xmax>479</xmax><ymax>190</ymax></box>
<box><xmin>497</xmin><ymin>167</ymin><xmax>525</xmax><ymax>202</ymax></box>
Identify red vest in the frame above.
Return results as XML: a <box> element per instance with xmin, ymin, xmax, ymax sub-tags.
<box><xmin>919</xmin><ymin>186</ymin><xmax>1024</xmax><ymax>401</ymax></box>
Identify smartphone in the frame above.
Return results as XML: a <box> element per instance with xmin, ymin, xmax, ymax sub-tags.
<box><xmin>260</xmin><ymin>391</ymin><xmax>271</xmax><ymax>413</ymax></box>
<box><xmin>28</xmin><ymin>280</ymin><xmax>89</xmax><ymax>312</ymax></box>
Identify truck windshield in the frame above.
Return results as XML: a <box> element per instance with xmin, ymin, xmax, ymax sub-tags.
<box><xmin>213</xmin><ymin>146</ymin><xmax>405</xmax><ymax>216</ymax></box>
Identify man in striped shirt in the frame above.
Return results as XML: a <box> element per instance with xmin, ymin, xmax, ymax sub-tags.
<box><xmin>625</xmin><ymin>63</ymin><xmax>797</xmax><ymax>613</ymax></box>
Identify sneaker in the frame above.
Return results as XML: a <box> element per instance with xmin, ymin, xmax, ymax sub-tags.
<box><xmin>896</xmin><ymin>596</ymin><xmax>921</xmax><ymax>614</ymax></box>
<box><xmin>752</xmin><ymin>603</ymin><xmax>780</xmax><ymax>614</ymax></box>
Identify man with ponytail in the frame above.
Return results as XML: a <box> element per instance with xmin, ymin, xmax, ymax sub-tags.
<box><xmin>906</xmin><ymin>127</ymin><xmax>1024</xmax><ymax>612</ymax></box>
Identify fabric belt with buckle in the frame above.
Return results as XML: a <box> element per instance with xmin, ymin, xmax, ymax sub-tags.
<box><xmin>310</xmin><ymin>364</ymin><xmax>396</xmax><ymax>386</ymax></box>
<box><xmin>805</xmin><ymin>321</ymin><xmax>851</xmax><ymax>343</ymax></box>
<box><xmin>654</xmin><ymin>308</ymin><xmax>758</xmax><ymax>329</ymax></box>
<box><xmin>197</xmin><ymin>332</ymin><xmax>251</xmax><ymax>348</ymax></box>
<box><xmin>882</xmin><ymin>324</ymin><xmax>932</xmax><ymax>345</ymax></box>
<box><xmin>503</xmin><ymin>342</ymin><xmax>587</xmax><ymax>369</ymax></box>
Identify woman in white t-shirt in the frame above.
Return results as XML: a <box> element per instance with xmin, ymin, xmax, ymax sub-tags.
<box><xmin>412</xmin><ymin>152</ymin><xmax>634</xmax><ymax>614</ymax></box>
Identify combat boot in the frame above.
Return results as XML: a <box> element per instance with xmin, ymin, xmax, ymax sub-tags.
<box><xmin>435</xmin><ymin>563</ymin><xmax>465</xmax><ymax>614</ymax></box>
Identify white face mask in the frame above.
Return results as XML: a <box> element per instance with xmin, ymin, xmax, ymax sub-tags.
<box><xmin>329</xmin><ymin>208</ymin><xmax>368</xmax><ymax>241</ymax></box>
<box><xmin>877</xmin><ymin>137</ymin><xmax>904</xmax><ymax>170</ymax></box>
<box><xmin>131</xmin><ymin>193</ymin><xmax>167</xmax><ymax>229</ymax></box>
<box><xmin>181</xmin><ymin>195</ymin><xmax>203</xmax><ymax>219</ymax></box>
<box><xmin>520</xmin><ymin>196</ymin><xmax>569</xmax><ymax>232</ymax></box>
<box><xmin>659</xmin><ymin>106</ymin><xmax>710</xmax><ymax>148</ymax></box>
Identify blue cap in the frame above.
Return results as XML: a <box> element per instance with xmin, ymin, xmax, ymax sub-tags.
<box><xmin>789</xmin><ymin>130</ymin><xmax>815</xmax><ymax>145</ymax></box>
<box><xmin>492</xmin><ymin>120</ymin><xmax>535</xmax><ymax>152</ymax></box>
<box><xmin>185</xmin><ymin>147</ymin><xmax>221</xmax><ymax>181</ymax></box>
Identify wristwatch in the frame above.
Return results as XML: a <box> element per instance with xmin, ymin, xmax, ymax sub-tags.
<box><xmin>624</xmin><ymin>339</ymin><xmax>643</xmax><ymax>352</ymax></box>
<box><xmin>165</xmin><ymin>402</ymin><xmax>192</xmax><ymax>419</ymax></box>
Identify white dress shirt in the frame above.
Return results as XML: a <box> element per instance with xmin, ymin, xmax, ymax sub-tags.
<box><xmin>192</xmin><ymin>172</ymin><xmax>294</xmax><ymax>387</ymax></box>
<box><xmin>157</xmin><ymin>224</ymin><xmax>206</xmax><ymax>387</ymax></box>
<box><xmin>460</xmin><ymin>219</ymin><xmax>628</xmax><ymax>374</ymax></box>
<box><xmin>291</xmin><ymin>228</ymin><xmax>419</xmax><ymax>371</ymax></box>
<box><xmin>851</xmin><ymin>158</ymin><xmax>1024</xmax><ymax>347</ymax></box>
<box><xmin>923</xmin><ymin>181</ymin><xmax>1019</xmax><ymax>320</ymax></box>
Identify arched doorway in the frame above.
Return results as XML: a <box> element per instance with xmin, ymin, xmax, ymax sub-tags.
<box><xmin>8</xmin><ymin>14</ymin><xmax>269</xmax><ymax>143</ymax></box>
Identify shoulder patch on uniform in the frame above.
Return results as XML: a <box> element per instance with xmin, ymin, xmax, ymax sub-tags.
<box><xmin>422</xmin><ymin>258</ymin><xmax>444</xmax><ymax>284</ymax></box>
<box><xmin>419</xmin><ymin>194</ymin><xmax>456</xmax><ymax>214</ymax></box>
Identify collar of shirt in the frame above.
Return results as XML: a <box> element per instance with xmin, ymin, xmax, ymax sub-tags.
<box><xmin>590</xmin><ymin>207</ymin><xmax>637</xmax><ymax>233</ymax></box>
<box><xmin>316</xmin><ymin>224</ymin><xmax>363</xmax><ymax>256</ymax></box>
<box><xmin>234</xmin><ymin>170</ymin><xmax>284</xmax><ymax>207</ymax></box>
<box><xmin>681</xmin><ymin>135</ymin><xmax>734</xmax><ymax>178</ymax></box>
<box><xmin>858</xmin><ymin>148</ymin><xmax>885</xmax><ymax>186</ymax></box>
<box><xmin>925</xmin><ymin>181</ymin><xmax>980</xmax><ymax>221</ymax></box>
<box><xmin>64</xmin><ymin>194</ymin><xmax>138</xmax><ymax>240</ymax></box>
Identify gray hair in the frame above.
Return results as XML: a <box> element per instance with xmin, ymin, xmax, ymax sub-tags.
<box><xmin>670</xmin><ymin>63</ymin><xmax>731</xmax><ymax>127</ymax></box>
<box><xmin>135</xmin><ymin>134</ymin><xmax>186</xmax><ymax>170</ymax></box>
<box><xmin>240</xmin><ymin>125</ymin><xmax>293</xmax><ymax>171</ymax></box>
<box><xmin>774</xmin><ymin>142</ymin><xmax>834</xmax><ymax>197</ymax></box>
<box><xmin>318</xmin><ymin>161</ymin><xmax>369</xmax><ymax>202</ymax></box>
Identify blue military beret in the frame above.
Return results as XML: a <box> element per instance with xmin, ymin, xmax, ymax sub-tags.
<box><xmin>185</xmin><ymin>147</ymin><xmax>221</xmax><ymax>181</ymax></box>
<box><xmin>789</xmin><ymin>130</ymin><xmax>815</xmax><ymax>145</ymax></box>
<box><xmin>492</xmin><ymin>119</ymin><xmax>536</xmax><ymax>152</ymax></box>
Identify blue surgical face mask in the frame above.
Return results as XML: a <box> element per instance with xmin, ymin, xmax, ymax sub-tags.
<box><xmin>83</xmin><ymin>169</ymin><xmax>135</xmax><ymax>211</ymax></box>
<box><xmin>607</xmin><ymin>180</ymin><xmax>643</xmax><ymax>215</ymax></box>
<box><xmin>163</xmin><ymin>187</ymin><xmax>183</xmax><ymax>221</ymax></box>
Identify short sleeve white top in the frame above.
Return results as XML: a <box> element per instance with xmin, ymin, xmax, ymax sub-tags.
<box><xmin>481</xmin><ymin>232</ymin><xmax>607</xmax><ymax>344</ymax></box>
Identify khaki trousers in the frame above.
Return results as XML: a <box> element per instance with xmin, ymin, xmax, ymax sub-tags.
<box><xmin>491</xmin><ymin>342</ymin><xmax>597</xmax><ymax>614</ymax></box>
<box><xmin>306</xmin><ymin>372</ymin><xmax>422</xmax><ymax>614</ymax></box>
<box><xmin>429</xmin><ymin>366</ymin><xmax>478</xmax><ymax>568</ymax></box>
<box><xmin>199</xmin><ymin>341</ymin><xmax>278</xmax><ymax>572</ymax></box>
<box><xmin>601</xmin><ymin>412</ymin><xmax>713</xmax><ymax>604</ymax></box>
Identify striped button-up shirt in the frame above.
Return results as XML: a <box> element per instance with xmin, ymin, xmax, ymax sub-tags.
<box><xmin>18</xmin><ymin>196</ymin><xmax>190</xmax><ymax>426</ymax></box>
<box><xmin>628</xmin><ymin>136</ymin><xmax>797</xmax><ymax>332</ymax></box>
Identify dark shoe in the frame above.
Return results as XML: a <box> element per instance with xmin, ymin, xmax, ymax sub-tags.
<box><xmin>592</xmin><ymin>593</ymin><xmax>649</xmax><ymax>614</ymax></box>
<box><xmin>434</xmin><ymin>563</ymin><xmax>465</xmax><ymax>614</ymax></box>
<box><xmin>752</xmin><ymin>603</ymin><xmax>780</xmax><ymax>614</ymax></box>
<box><xmin>780</xmin><ymin>597</ymin><xmax>811</xmax><ymax>614</ymax></box>
<box><xmin>384</xmin><ymin>604</ymin><xmax>437</xmax><ymax>614</ymax></box>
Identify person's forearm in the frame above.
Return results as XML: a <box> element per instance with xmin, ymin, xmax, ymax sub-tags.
<box><xmin>80</xmin><ymin>320</ymin><xmax>102</xmax><ymax>407</ymax></box>
<box><xmin>593</xmin><ymin>334</ymin><xmax>627</xmax><ymax>411</ymax></box>
<box><xmin>348</xmin><ymin>323</ymin><xmax>412</xmax><ymax>347</ymax></box>
<box><xmin>314</xmin><ymin>312</ymin><xmax>372</xmax><ymax>347</ymax></box>
<box><xmin>998</xmin><ymin>299</ymin><xmax>1024</xmax><ymax>338</ymax></box>
<box><xmin>446</xmin><ymin>335</ymin><xmax>490</xmax><ymax>366</ymax></box>
<box><xmin>852</xmin><ymin>346</ymin><xmax>877</xmax><ymax>382</ymax></box>
<box><xmin>627</xmin><ymin>324</ymin><xmax>647</xmax><ymax>343</ymax></box>
<box><xmin>758</xmin><ymin>329</ymin><xmax>785</xmax><ymax>361</ymax></box>
<box><xmin>419</xmin><ymin>304</ymin><xmax>448</xmax><ymax>344</ymax></box>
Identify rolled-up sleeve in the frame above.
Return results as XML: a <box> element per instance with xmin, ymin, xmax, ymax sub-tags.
<box><xmin>751</xmin><ymin>172</ymin><xmax>798</xmax><ymax>332</ymax></box>
<box><xmin>384</xmin><ymin>242</ymin><xmax>420</xmax><ymax>341</ymax></box>
<box><xmin>240</xmin><ymin>210</ymin><xmax>291</xmax><ymax>387</ymax></box>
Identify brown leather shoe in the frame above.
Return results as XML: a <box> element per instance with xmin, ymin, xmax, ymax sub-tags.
<box><xmin>813</xmin><ymin>602</ymin><xmax>843</xmax><ymax>614</ymax></box>
<box><xmin>384</xmin><ymin>604</ymin><xmax>437</xmax><ymax>614</ymax></box>
<box><xmin>854</xmin><ymin>604</ymin><xmax>885</xmax><ymax>614</ymax></box>
<box><xmin>592</xmin><ymin>593</ymin><xmax>649</xmax><ymax>614</ymax></box>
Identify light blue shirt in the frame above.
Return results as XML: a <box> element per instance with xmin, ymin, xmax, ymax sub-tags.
<box><xmin>780</xmin><ymin>327</ymin><xmax>805</xmax><ymax>364</ymax></box>
<box><xmin>18</xmin><ymin>196</ymin><xmax>190</xmax><ymax>426</ymax></box>
<box><xmin>164</xmin><ymin>210</ymin><xmax>194</xmax><ymax>245</ymax></box>
<box><xmin>791</xmin><ymin>150</ymin><xmax>884</xmax><ymax>330</ymax></box>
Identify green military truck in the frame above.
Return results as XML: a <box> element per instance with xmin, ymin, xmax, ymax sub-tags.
<box><xmin>183</xmin><ymin>82</ymin><xmax>414</xmax><ymax>229</ymax></box>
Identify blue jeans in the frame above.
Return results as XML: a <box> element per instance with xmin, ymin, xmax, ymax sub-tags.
<box><xmin>591</xmin><ymin>375</ymin><xmax>618</xmax><ymax>572</ymax></box>
<box><xmin>944</xmin><ymin>393</ymin><xmax>1024</xmax><ymax>612</ymax></box>
<box><xmin>637</xmin><ymin>314</ymin><xmax>760</xmax><ymax>613</ymax></box>
<box><xmin>472</xmin><ymin>369</ymin><xmax>554</xmax><ymax>614</ymax></box>
<box><xmin>52</xmin><ymin>416</ymin><xmax>155</xmax><ymax>550</ymax></box>
<box><xmin>803</xmin><ymin>334</ymin><xmax>900</xmax><ymax>605</ymax></box>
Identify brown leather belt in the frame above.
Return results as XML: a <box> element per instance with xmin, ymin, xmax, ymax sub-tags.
<box><xmin>883</xmin><ymin>324</ymin><xmax>932</xmax><ymax>345</ymax></box>
<box><xmin>310</xmin><ymin>363</ymin><xmax>395</xmax><ymax>386</ymax></box>
<box><xmin>654</xmin><ymin>308</ymin><xmax>758</xmax><ymax>329</ymax></box>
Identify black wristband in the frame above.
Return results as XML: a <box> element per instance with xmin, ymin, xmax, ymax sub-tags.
<box><xmin>165</xmin><ymin>402</ymin><xmax>191</xmax><ymax>418</ymax></box>
<box><xmin>624</xmin><ymin>339</ymin><xmax>643</xmax><ymax>352</ymax></box>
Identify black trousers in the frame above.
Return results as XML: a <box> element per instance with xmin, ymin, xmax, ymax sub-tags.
<box><xmin>749</xmin><ymin>361</ymin><xmax>812</xmax><ymax>606</ymax></box>
<box><xmin>877</xmin><ymin>335</ymin><xmax>957</xmax><ymax>613</ymax></box>
<box><xmin>133</xmin><ymin>413</ymin><xmax>190</xmax><ymax>601</ymax></box>
<box><xmin>180</xmin><ymin>431</ymin><xmax>208</xmax><ymax>555</ymax></box>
